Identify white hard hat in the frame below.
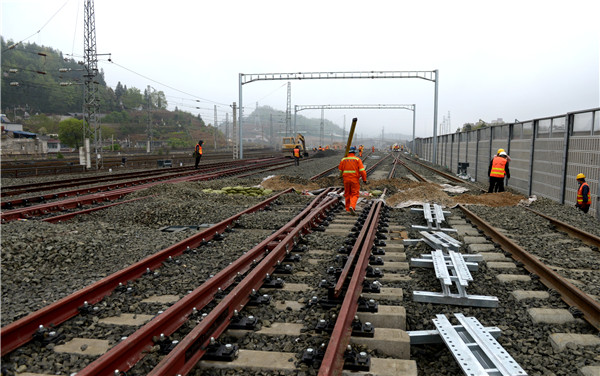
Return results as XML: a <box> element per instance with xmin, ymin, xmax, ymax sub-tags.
<box><xmin>499</xmin><ymin>151</ymin><xmax>507</xmax><ymax>156</ymax></box>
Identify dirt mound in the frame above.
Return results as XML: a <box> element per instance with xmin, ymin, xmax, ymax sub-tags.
<box><xmin>260</xmin><ymin>176</ymin><xmax>527</xmax><ymax>208</ymax></box>
<box><xmin>260</xmin><ymin>176</ymin><xmax>321</xmax><ymax>191</ymax></box>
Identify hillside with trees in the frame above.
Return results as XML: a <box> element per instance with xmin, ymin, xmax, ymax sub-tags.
<box><xmin>1</xmin><ymin>37</ymin><xmax>356</xmax><ymax>151</ymax></box>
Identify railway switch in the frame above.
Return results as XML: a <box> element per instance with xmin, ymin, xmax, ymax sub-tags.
<box><xmin>362</xmin><ymin>280</ymin><xmax>381</xmax><ymax>293</ymax></box>
<box><xmin>79</xmin><ymin>301</ymin><xmax>102</xmax><ymax>315</ymax></box>
<box><xmin>33</xmin><ymin>324</ymin><xmax>64</xmax><ymax>346</ymax></box>
<box><xmin>343</xmin><ymin>346</ymin><xmax>371</xmax><ymax>372</ymax></box>
<box><xmin>368</xmin><ymin>255</ymin><xmax>384</xmax><ymax>266</ymax></box>
<box><xmin>351</xmin><ymin>317</ymin><xmax>375</xmax><ymax>338</ymax></box>
<box><xmin>372</xmin><ymin>247</ymin><xmax>385</xmax><ymax>255</ymax></box>
<box><xmin>357</xmin><ymin>297</ymin><xmax>378</xmax><ymax>313</ymax></box>
<box><xmin>262</xmin><ymin>274</ymin><xmax>285</xmax><ymax>288</ymax></box>
<box><xmin>203</xmin><ymin>341</ymin><xmax>239</xmax><ymax>361</ymax></box>
<box><xmin>283</xmin><ymin>252</ymin><xmax>301</xmax><ymax>262</ymax></box>
<box><xmin>365</xmin><ymin>266</ymin><xmax>383</xmax><ymax>279</ymax></box>
<box><xmin>247</xmin><ymin>291</ymin><xmax>271</xmax><ymax>306</ymax></box>
<box><xmin>228</xmin><ymin>314</ymin><xmax>258</xmax><ymax>330</ymax></box>
<box><xmin>301</xmin><ymin>344</ymin><xmax>326</xmax><ymax>367</ymax></box>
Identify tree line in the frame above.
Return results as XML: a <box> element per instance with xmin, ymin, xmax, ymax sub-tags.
<box><xmin>1</xmin><ymin>37</ymin><xmax>167</xmax><ymax>116</ymax></box>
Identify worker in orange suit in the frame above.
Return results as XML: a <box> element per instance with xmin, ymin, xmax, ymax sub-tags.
<box><xmin>339</xmin><ymin>146</ymin><xmax>368</xmax><ymax>215</ymax></box>
<box><xmin>488</xmin><ymin>150</ymin><xmax>510</xmax><ymax>193</ymax></box>
<box><xmin>372</xmin><ymin>146</ymin><xmax>375</xmax><ymax>152</ymax></box>
<box><xmin>358</xmin><ymin>145</ymin><xmax>364</xmax><ymax>157</ymax></box>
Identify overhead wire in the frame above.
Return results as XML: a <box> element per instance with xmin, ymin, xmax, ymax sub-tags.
<box><xmin>102</xmin><ymin>58</ymin><xmax>231</xmax><ymax>108</ymax></box>
<box><xmin>2</xmin><ymin>0</ymin><xmax>72</xmax><ymax>53</ymax></box>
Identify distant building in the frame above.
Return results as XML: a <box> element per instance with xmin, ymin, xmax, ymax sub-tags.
<box><xmin>1</xmin><ymin>113</ymin><xmax>23</xmax><ymax>132</ymax></box>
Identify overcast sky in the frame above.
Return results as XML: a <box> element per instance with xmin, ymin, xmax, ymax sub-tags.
<box><xmin>2</xmin><ymin>0</ymin><xmax>599</xmax><ymax>138</ymax></box>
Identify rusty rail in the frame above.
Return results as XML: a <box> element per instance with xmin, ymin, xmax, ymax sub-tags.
<box><xmin>458</xmin><ymin>204</ymin><xmax>600</xmax><ymax>330</ymax></box>
<box><xmin>523</xmin><ymin>207</ymin><xmax>600</xmax><ymax>249</ymax></box>
<box><xmin>0</xmin><ymin>189</ymin><xmax>293</xmax><ymax>355</ymax></box>
<box><xmin>1</xmin><ymin>158</ymin><xmax>292</xmax><ymax>222</ymax></box>
<box><xmin>319</xmin><ymin>199</ymin><xmax>384</xmax><ymax>375</ymax></box>
<box><xmin>146</xmin><ymin>189</ymin><xmax>342</xmax><ymax>375</ymax></box>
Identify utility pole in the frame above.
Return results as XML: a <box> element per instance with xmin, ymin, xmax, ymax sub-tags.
<box><xmin>320</xmin><ymin>108</ymin><xmax>324</xmax><ymax>147</ymax></box>
<box><xmin>285</xmin><ymin>82</ymin><xmax>291</xmax><ymax>136</ymax></box>
<box><xmin>232</xmin><ymin>102</ymin><xmax>238</xmax><ymax>159</ymax></box>
<box><xmin>343</xmin><ymin>115</ymin><xmax>346</xmax><ymax>143</ymax></box>
<box><xmin>146</xmin><ymin>85</ymin><xmax>152</xmax><ymax>153</ymax></box>
<box><xmin>270</xmin><ymin>114</ymin><xmax>273</xmax><ymax>148</ymax></box>
<box><xmin>225</xmin><ymin>112</ymin><xmax>229</xmax><ymax>150</ymax></box>
<box><xmin>214</xmin><ymin>105</ymin><xmax>218</xmax><ymax>151</ymax></box>
<box><xmin>83</xmin><ymin>0</ymin><xmax>99</xmax><ymax>169</ymax></box>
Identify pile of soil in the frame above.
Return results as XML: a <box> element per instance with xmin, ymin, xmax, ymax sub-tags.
<box><xmin>260</xmin><ymin>176</ymin><xmax>527</xmax><ymax>209</ymax></box>
<box><xmin>453</xmin><ymin>191</ymin><xmax>527</xmax><ymax>207</ymax></box>
<box><xmin>260</xmin><ymin>175</ymin><xmax>321</xmax><ymax>191</ymax></box>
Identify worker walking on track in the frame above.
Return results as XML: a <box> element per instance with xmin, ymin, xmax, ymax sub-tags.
<box><xmin>488</xmin><ymin>150</ymin><xmax>510</xmax><ymax>193</ymax></box>
<box><xmin>293</xmin><ymin>145</ymin><xmax>301</xmax><ymax>166</ymax></box>
<box><xmin>358</xmin><ymin>145</ymin><xmax>364</xmax><ymax>157</ymax></box>
<box><xmin>575</xmin><ymin>173</ymin><xmax>591</xmax><ymax>214</ymax></box>
<box><xmin>194</xmin><ymin>140</ymin><xmax>203</xmax><ymax>169</ymax></box>
<box><xmin>339</xmin><ymin>146</ymin><xmax>368</xmax><ymax>215</ymax></box>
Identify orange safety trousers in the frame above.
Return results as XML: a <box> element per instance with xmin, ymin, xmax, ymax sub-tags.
<box><xmin>343</xmin><ymin>180</ymin><xmax>360</xmax><ymax>211</ymax></box>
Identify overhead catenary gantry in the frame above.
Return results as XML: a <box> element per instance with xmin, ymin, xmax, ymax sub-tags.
<box><xmin>293</xmin><ymin>104</ymin><xmax>417</xmax><ymax>147</ymax></box>
<box><xmin>238</xmin><ymin>70</ymin><xmax>439</xmax><ymax>160</ymax></box>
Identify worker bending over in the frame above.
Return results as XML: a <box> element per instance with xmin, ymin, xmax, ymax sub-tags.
<box><xmin>339</xmin><ymin>146</ymin><xmax>368</xmax><ymax>215</ymax></box>
<box><xmin>488</xmin><ymin>150</ymin><xmax>510</xmax><ymax>193</ymax></box>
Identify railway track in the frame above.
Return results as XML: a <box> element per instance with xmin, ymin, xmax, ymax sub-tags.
<box><xmin>2</xmin><ymin>152</ymin><xmax>599</xmax><ymax>375</ymax></box>
<box><xmin>0</xmin><ymin>157</ymin><xmax>295</xmax><ymax>222</ymax></box>
<box><xmin>0</xmin><ymin>150</ymin><xmax>277</xmax><ymax>178</ymax></box>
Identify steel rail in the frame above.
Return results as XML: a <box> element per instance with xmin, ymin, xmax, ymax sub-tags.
<box><xmin>319</xmin><ymin>200</ymin><xmax>384</xmax><ymax>376</ymax></box>
<box><xmin>333</xmin><ymin>198</ymin><xmax>383</xmax><ymax>299</ymax></box>
<box><xmin>522</xmin><ymin>207</ymin><xmax>600</xmax><ymax>249</ymax></box>
<box><xmin>308</xmin><ymin>152</ymin><xmax>377</xmax><ymax>182</ymax></box>
<box><xmin>457</xmin><ymin>204</ymin><xmax>600</xmax><ymax>330</ymax></box>
<box><xmin>0</xmin><ymin>188</ymin><xmax>293</xmax><ymax>355</ymax></box>
<box><xmin>363</xmin><ymin>153</ymin><xmax>391</xmax><ymax>177</ymax></box>
<box><xmin>2</xmin><ymin>165</ymin><xmax>187</xmax><ymax>196</ymax></box>
<box><xmin>2</xmin><ymin>156</ymin><xmax>282</xmax><ymax>195</ymax></box>
<box><xmin>1</xmin><ymin>158</ymin><xmax>292</xmax><ymax>222</ymax></box>
<box><xmin>77</xmin><ymin>188</ymin><xmax>339</xmax><ymax>375</ymax></box>
<box><xmin>387</xmin><ymin>155</ymin><xmax>400</xmax><ymax>179</ymax></box>
<box><xmin>1</xmin><ymin>157</ymin><xmax>282</xmax><ymax>207</ymax></box>
<box><xmin>41</xmin><ymin>196</ymin><xmax>153</xmax><ymax>223</ymax></box>
<box><xmin>310</xmin><ymin>165</ymin><xmax>339</xmax><ymax>181</ymax></box>
<box><xmin>396</xmin><ymin>160</ymin><xmax>427</xmax><ymax>182</ymax></box>
<box><xmin>0</xmin><ymin>150</ymin><xmax>279</xmax><ymax>178</ymax></box>
<box><xmin>404</xmin><ymin>157</ymin><xmax>466</xmax><ymax>184</ymax></box>
<box><xmin>147</xmin><ymin>190</ymin><xmax>342</xmax><ymax>375</ymax></box>
<box><xmin>403</xmin><ymin>156</ymin><xmax>487</xmax><ymax>192</ymax></box>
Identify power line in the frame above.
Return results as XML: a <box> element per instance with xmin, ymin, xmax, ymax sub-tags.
<box><xmin>103</xmin><ymin>58</ymin><xmax>230</xmax><ymax>107</ymax></box>
<box><xmin>2</xmin><ymin>0</ymin><xmax>72</xmax><ymax>53</ymax></box>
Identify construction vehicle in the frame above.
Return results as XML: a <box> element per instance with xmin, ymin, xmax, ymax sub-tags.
<box><xmin>282</xmin><ymin>133</ymin><xmax>309</xmax><ymax>157</ymax></box>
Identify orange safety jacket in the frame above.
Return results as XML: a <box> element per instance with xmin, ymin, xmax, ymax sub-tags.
<box><xmin>339</xmin><ymin>153</ymin><xmax>367</xmax><ymax>183</ymax></box>
<box><xmin>293</xmin><ymin>148</ymin><xmax>300</xmax><ymax>158</ymax></box>
<box><xmin>489</xmin><ymin>156</ymin><xmax>507</xmax><ymax>178</ymax></box>
<box><xmin>577</xmin><ymin>182</ymin><xmax>591</xmax><ymax>205</ymax></box>
<box><xmin>195</xmin><ymin>144</ymin><xmax>203</xmax><ymax>155</ymax></box>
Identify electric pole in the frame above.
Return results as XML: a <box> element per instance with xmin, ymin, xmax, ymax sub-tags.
<box><xmin>232</xmin><ymin>102</ymin><xmax>238</xmax><ymax>159</ymax></box>
<box><xmin>214</xmin><ymin>105</ymin><xmax>218</xmax><ymax>151</ymax></box>
<box><xmin>285</xmin><ymin>82</ymin><xmax>291</xmax><ymax>136</ymax></box>
<box><xmin>83</xmin><ymin>0</ymin><xmax>99</xmax><ymax>168</ymax></box>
